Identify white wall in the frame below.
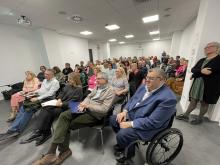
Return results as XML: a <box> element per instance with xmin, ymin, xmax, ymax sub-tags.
<box><xmin>170</xmin><ymin>31</ymin><xmax>182</xmax><ymax>57</ymax></box>
<box><xmin>40</xmin><ymin>29</ymin><xmax>89</xmax><ymax>69</ymax></box>
<box><xmin>178</xmin><ymin>19</ymin><xmax>196</xmax><ymax>59</ymax></box>
<box><xmin>110</xmin><ymin>40</ymin><xmax>171</xmax><ymax>58</ymax></box>
<box><xmin>0</xmin><ymin>24</ymin><xmax>45</xmax><ymax>85</ymax></box>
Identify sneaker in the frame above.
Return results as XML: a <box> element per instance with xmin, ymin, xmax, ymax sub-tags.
<box><xmin>190</xmin><ymin>118</ymin><xmax>203</xmax><ymax>125</ymax></box>
<box><xmin>176</xmin><ymin>114</ymin><xmax>189</xmax><ymax>121</ymax></box>
<box><xmin>54</xmin><ymin>149</ymin><xmax>72</xmax><ymax>165</ymax></box>
<box><xmin>32</xmin><ymin>154</ymin><xmax>58</xmax><ymax>165</ymax></box>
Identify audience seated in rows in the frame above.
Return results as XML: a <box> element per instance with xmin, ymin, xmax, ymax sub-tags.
<box><xmin>20</xmin><ymin>72</ymin><xmax>83</xmax><ymax>146</ymax></box>
<box><xmin>0</xmin><ymin>69</ymin><xmax>60</xmax><ymax>141</ymax></box>
<box><xmin>32</xmin><ymin>72</ymin><xmax>115</xmax><ymax>165</ymax></box>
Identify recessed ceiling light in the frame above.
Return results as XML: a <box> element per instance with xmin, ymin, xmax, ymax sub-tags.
<box><xmin>119</xmin><ymin>41</ymin><xmax>125</xmax><ymax>44</ymax></box>
<box><xmin>105</xmin><ymin>24</ymin><xmax>120</xmax><ymax>31</ymax></box>
<box><xmin>80</xmin><ymin>31</ymin><xmax>93</xmax><ymax>35</ymax></box>
<box><xmin>149</xmin><ymin>30</ymin><xmax>160</xmax><ymax>35</ymax></box>
<box><xmin>109</xmin><ymin>39</ymin><xmax>117</xmax><ymax>42</ymax></box>
<box><xmin>142</xmin><ymin>14</ymin><xmax>159</xmax><ymax>23</ymax></box>
<box><xmin>125</xmin><ymin>34</ymin><xmax>134</xmax><ymax>38</ymax></box>
<box><xmin>153</xmin><ymin>38</ymin><xmax>160</xmax><ymax>41</ymax></box>
<box><xmin>68</xmin><ymin>15</ymin><xmax>83</xmax><ymax>23</ymax></box>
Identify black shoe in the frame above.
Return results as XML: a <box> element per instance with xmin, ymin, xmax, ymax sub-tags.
<box><xmin>176</xmin><ymin>114</ymin><xmax>189</xmax><ymax>121</ymax></box>
<box><xmin>116</xmin><ymin>152</ymin><xmax>128</xmax><ymax>164</ymax></box>
<box><xmin>0</xmin><ymin>130</ymin><xmax>20</xmax><ymax>141</ymax></box>
<box><xmin>35</xmin><ymin>133</ymin><xmax>52</xmax><ymax>146</ymax></box>
<box><xmin>190</xmin><ymin>118</ymin><xmax>203</xmax><ymax>125</ymax></box>
<box><xmin>114</xmin><ymin>144</ymin><xmax>124</xmax><ymax>156</ymax></box>
<box><xmin>20</xmin><ymin>130</ymin><xmax>42</xmax><ymax>144</ymax></box>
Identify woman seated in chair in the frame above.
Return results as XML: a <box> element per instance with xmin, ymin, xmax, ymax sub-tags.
<box><xmin>53</xmin><ymin>66</ymin><xmax>65</xmax><ymax>83</ymax></box>
<box><xmin>83</xmin><ymin>66</ymin><xmax>101</xmax><ymax>97</ymax></box>
<box><xmin>7</xmin><ymin>71</ymin><xmax>40</xmax><ymax>122</ymax></box>
<box><xmin>111</xmin><ymin>67</ymin><xmax>129</xmax><ymax>104</ymax></box>
<box><xmin>166</xmin><ymin>58</ymin><xmax>188</xmax><ymax>95</ymax></box>
<box><xmin>21</xmin><ymin>72</ymin><xmax>83</xmax><ymax>146</ymax></box>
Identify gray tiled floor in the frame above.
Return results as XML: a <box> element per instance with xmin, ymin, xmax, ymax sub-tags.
<box><xmin>0</xmin><ymin>100</ymin><xmax>220</xmax><ymax>165</ymax></box>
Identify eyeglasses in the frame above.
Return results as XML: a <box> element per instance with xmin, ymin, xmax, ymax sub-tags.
<box><xmin>204</xmin><ymin>45</ymin><xmax>216</xmax><ymax>49</ymax></box>
<box><xmin>145</xmin><ymin>76</ymin><xmax>161</xmax><ymax>81</ymax></box>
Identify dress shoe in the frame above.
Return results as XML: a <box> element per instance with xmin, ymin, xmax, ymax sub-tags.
<box><xmin>115</xmin><ymin>152</ymin><xmax>128</xmax><ymax>164</ymax></box>
<box><xmin>20</xmin><ymin>130</ymin><xmax>42</xmax><ymax>144</ymax></box>
<box><xmin>54</xmin><ymin>148</ymin><xmax>72</xmax><ymax>165</ymax></box>
<box><xmin>32</xmin><ymin>154</ymin><xmax>58</xmax><ymax>165</ymax></box>
<box><xmin>35</xmin><ymin>133</ymin><xmax>52</xmax><ymax>146</ymax></box>
<box><xmin>0</xmin><ymin>130</ymin><xmax>20</xmax><ymax>141</ymax></box>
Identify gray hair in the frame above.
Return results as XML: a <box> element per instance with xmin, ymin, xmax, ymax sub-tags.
<box><xmin>97</xmin><ymin>72</ymin><xmax>109</xmax><ymax>82</ymax></box>
<box><xmin>148</xmin><ymin>68</ymin><xmax>167</xmax><ymax>79</ymax></box>
<box><xmin>207</xmin><ymin>42</ymin><xmax>220</xmax><ymax>54</ymax></box>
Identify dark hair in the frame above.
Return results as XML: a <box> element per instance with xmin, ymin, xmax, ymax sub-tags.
<box><xmin>53</xmin><ymin>66</ymin><xmax>61</xmax><ymax>73</ymax></box>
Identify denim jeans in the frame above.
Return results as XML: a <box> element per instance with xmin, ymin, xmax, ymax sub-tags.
<box><xmin>9</xmin><ymin>105</ymin><xmax>37</xmax><ymax>133</ymax></box>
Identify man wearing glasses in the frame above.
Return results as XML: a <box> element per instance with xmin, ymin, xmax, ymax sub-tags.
<box><xmin>32</xmin><ymin>72</ymin><xmax>115</xmax><ymax>165</ymax></box>
<box><xmin>110</xmin><ymin>68</ymin><xmax>177</xmax><ymax>163</ymax></box>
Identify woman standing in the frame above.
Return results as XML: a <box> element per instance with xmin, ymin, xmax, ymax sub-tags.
<box><xmin>8</xmin><ymin>71</ymin><xmax>40</xmax><ymax>122</ymax></box>
<box><xmin>176</xmin><ymin>42</ymin><xmax>220</xmax><ymax>124</ymax></box>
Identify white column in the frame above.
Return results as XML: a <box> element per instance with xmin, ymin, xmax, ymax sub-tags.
<box><xmin>180</xmin><ymin>0</ymin><xmax>220</xmax><ymax>122</ymax></box>
<box><xmin>170</xmin><ymin>31</ymin><xmax>182</xmax><ymax>57</ymax></box>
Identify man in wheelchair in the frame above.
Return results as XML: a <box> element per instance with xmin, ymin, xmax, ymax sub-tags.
<box><xmin>110</xmin><ymin>68</ymin><xmax>177</xmax><ymax>164</ymax></box>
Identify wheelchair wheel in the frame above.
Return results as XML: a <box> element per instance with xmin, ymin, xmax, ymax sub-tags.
<box><xmin>146</xmin><ymin>128</ymin><xmax>183</xmax><ymax>165</ymax></box>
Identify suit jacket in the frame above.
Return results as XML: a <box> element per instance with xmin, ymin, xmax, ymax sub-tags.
<box><xmin>82</xmin><ymin>85</ymin><xmax>115</xmax><ymax>120</ymax></box>
<box><xmin>124</xmin><ymin>84</ymin><xmax>177</xmax><ymax>140</ymax></box>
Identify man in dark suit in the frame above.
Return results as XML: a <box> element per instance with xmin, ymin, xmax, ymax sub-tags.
<box><xmin>110</xmin><ymin>68</ymin><xmax>177</xmax><ymax>163</ymax></box>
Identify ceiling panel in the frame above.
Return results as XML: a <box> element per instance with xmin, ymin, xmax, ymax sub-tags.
<box><xmin>0</xmin><ymin>0</ymin><xmax>201</xmax><ymax>43</ymax></box>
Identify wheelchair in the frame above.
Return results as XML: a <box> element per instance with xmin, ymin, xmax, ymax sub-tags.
<box><xmin>123</xmin><ymin>115</ymin><xmax>183</xmax><ymax>165</ymax></box>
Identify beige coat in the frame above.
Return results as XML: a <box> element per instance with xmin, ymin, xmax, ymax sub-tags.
<box><xmin>82</xmin><ymin>85</ymin><xmax>115</xmax><ymax>119</ymax></box>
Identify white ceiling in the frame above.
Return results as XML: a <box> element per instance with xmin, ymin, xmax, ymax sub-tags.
<box><xmin>0</xmin><ymin>0</ymin><xmax>200</xmax><ymax>44</ymax></box>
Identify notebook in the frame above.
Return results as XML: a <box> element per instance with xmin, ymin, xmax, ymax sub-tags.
<box><xmin>68</xmin><ymin>101</ymin><xmax>84</xmax><ymax>113</ymax></box>
<box><xmin>41</xmin><ymin>99</ymin><xmax>58</xmax><ymax>107</ymax></box>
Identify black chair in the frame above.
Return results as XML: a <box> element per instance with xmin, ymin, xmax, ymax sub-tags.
<box><xmin>76</xmin><ymin>105</ymin><xmax>115</xmax><ymax>154</ymax></box>
<box><xmin>123</xmin><ymin>114</ymin><xmax>183</xmax><ymax>165</ymax></box>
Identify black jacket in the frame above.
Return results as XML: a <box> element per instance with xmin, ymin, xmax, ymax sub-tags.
<box><xmin>191</xmin><ymin>55</ymin><xmax>220</xmax><ymax>104</ymax></box>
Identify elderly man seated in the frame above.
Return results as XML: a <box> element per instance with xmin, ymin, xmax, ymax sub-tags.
<box><xmin>110</xmin><ymin>68</ymin><xmax>177</xmax><ymax>163</ymax></box>
<box><xmin>0</xmin><ymin>69</ymin><xmax>60</xmax><ymax>141</ymax></box>
<box><xmin>32</xmin><ymin>72</ymin><xmax>115</xmax><ymax>165</ymax></box>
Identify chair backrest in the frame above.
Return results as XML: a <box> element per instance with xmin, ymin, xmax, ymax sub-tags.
<box><xmin>166</xmin><ymin>113</ymin><xmax>176</xmax><ymax>129</ymax></box>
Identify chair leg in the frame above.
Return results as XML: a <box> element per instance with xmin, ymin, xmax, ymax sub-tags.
<box><xmin>77</xmin><ymin>129</ymin><xmax>80</xmax><ymax>141</ymax></box>
<box><xmin>100</xmin><ymin>129</ymin><xmax>104</xmax><ymax>154</ymax></box>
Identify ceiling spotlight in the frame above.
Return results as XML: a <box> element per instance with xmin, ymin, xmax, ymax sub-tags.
<box><xmin>119</xmin><ymin>41</ymin><xmax>125</xmax><ymax>44</ymax></box>
<box><xmin>149</xmin><ymin>30</ymin><xmax>160</xmax><ymax>35</ymax></box>
<box><xmin>109</xmin><ymin>39</ymin><xmax>117</xmax><ymax>42</ymax></box>
<box><xmin>125</xmin><ymin>34</ymin><xmax>134</xmax><ymax>38</ymax></box>
<box><xmin>105</xmin><ymin>24</ymin><xmax>120</xmax><ymax>31</ymax></box>
<box><xmin>17</xmin><ymin>15</ymin><xmax>32</xmax><ymax>26</ymax></box>
<box><xmin>153</xmin><ymin>38</ymin><xmax>160</xmax><ymax>41</ymax></box>
<box><xmin>68</xmin><ymin>15</ymin><xmax>83</xmax><ymax>23</ymax></box>
<box><xmin>80</xmin><ymin>31</ymin><xmax>93</xmax><ymax>35</ymax></box>
<box><xmin>142</xmin><ymin>14</ymin><xmax>159</xmax><ymax>23</ymax></box>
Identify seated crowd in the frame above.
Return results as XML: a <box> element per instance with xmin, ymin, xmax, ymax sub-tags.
<box><xmin>0</xmin><ymin>54</ymin><xmax>187</xmax><ymax>164</ymax></box>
